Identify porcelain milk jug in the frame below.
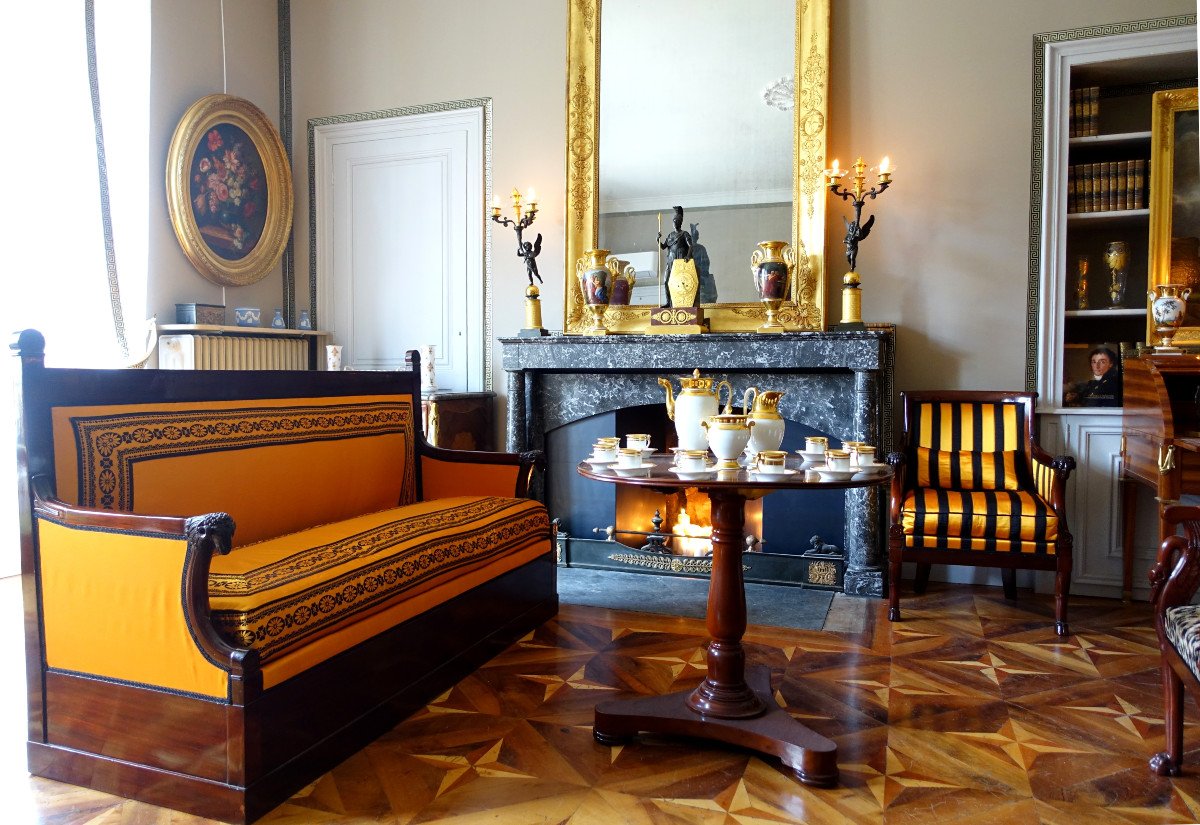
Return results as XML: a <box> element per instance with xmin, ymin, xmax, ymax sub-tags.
<box><xmin>741</xmin><ymin>387</ymin><xmax>786</xmax><ymax>457</ymax></box>
<box><xmin>658</xmin><ymin>369</ymin><xmax>732</xmax><ymax>451</ymax></box>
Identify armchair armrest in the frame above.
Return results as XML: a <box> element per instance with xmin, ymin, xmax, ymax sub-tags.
<box><xmin>886</xmin><ymin>451</ymin><xmax>906</xmax><ymax>522</ymax></box>
<box><xmin>30</xmin><ymin>475</ymin><xmax>258</xmax><ymax>702</ymax></box>
<box><xmin>1030</xmin><ymin>444</ymin><xmax>1075</xmax><ymax>516</ymax></box>
<box><xmin>1151</xmin><ymin>506</ymin><xmax>1200</xmax><ymax>625</ymax></box>
<box><xmin>419</xmin><ymin>443</ymin><xmax>545</xmax><ymax>499</ymax></box>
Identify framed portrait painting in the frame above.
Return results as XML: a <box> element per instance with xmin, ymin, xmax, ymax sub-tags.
<box><xmin>166</xmin><ymin>94</ymin><xmax>294</xmax><ymax>287</ymax></box>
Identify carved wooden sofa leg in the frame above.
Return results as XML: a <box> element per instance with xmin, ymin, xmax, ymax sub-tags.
<box><xmin>1151</xmin><ymin>661</ymin><xmax>1185</xmax><ymax>776</ymax></box>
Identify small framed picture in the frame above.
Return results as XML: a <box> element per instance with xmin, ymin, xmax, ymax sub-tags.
<box><xmin>1063</xmin><ymin>342</ymin><xmax>1123</xmax><ymax>407</ymax></box>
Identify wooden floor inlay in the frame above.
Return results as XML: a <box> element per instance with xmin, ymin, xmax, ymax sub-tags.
<box><xmin>9</xmin><ymin>582</ymin><xmax>1200</xmax><ymax>823</ymax></box>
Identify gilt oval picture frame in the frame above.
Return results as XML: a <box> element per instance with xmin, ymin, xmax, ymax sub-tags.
<box><xmin>166</xmin><ymin>94</ymin><xmax>294</xmax><ymax>287</ymax></box>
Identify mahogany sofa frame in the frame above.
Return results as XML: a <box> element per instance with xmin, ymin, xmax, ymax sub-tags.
<box><xmin>13</xmin><ymin>330</ymin><xmax>558</xmax><ymax>823</ymax></box>
<box><xmin>886</xmin><ymin>390</ymin><xmax>1077</xmax><ymax>636</ymax></box>
<box><xmin>1149</xmin><ymin>504</ymin><xmax>1200</xmax><ymax>776</ymax></box>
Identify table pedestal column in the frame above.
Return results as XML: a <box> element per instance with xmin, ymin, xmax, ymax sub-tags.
<box><xmin>593</xmin><ymin>488</ymin><xmax>839</xmax><ymax>786</ymax></box>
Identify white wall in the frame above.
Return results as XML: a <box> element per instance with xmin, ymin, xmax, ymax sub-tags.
<box><xmin>148</xmin><ymin>0</ymin><xmax>282</xmax><ymax>326</ymax></box>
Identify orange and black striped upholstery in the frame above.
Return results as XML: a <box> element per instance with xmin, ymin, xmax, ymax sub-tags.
<box><xmin>900</xmin><ymin>400</ymin><xmax>1058</xmax><ymax>555</ymax></box>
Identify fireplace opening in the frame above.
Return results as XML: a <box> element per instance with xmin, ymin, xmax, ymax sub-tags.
<box><xmin>547</xmin><ymin>402</ymin><xmax>847</xmax><ymax>579</ymax></box>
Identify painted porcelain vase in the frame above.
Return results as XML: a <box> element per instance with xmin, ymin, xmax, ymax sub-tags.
<box><xmin>750</xmin><ymin>240</ymin><xmax>795</xmax><ymax>332</ymax></box>
<box><xmin>1150</xmin><ymin>283</ymin><xmax>1192</xmax><ymax>350</ymax></box>
<box><xmin>606</xmin><ymin>256</ymin><xmax>637</xmax><ymax>306</ymax></box>
<box><xmin>658</xmin><ymin>369</ymin><xmax>732</xmax><ymax>451</ymax></box>
<box><xmin>577</xmin><ymin>249</ymin><xmax>612</xmax><ymax>334</ymax></box>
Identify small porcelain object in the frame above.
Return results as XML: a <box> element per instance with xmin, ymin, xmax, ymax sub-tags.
<box><xmin>677</xmin><ymin>449</ymin><xmax>710</xmax><ymax>472</ymax></box>
<box><xmin>271</xmin><ymin>309</ymin><xmax>286</xmax><ymax>328</ymax></box>
<box><xmin>612</xmin><ymin>465</ymin><xmax>651</xmax><ymax>478</ymax></box>
<box><xmin>626</xmin><ymin>433</ymin><xmax>652</xmax><ymax>451</ymax></box>
<box><xmin>325</xmin><ymin>344</ymin><xmax>342</xmax><ymax>371</ymax></box>
<box><xmin>816</xmin><ymin>466</ymin><xmax>857</xmax><ymax>482</ymax></box>
<box><xmin>298</xmin><ymin>309</ymin><xmax>312</xmax><ymax>330</ymax></box>
<box><xmin>701</xmin><ymin>413</ymin><xmax>755</xmax><ymax>469</ymax></box>
<box><xmin>669</xmin><ymin>466</ymin><xmax>716</xmax><ymax>481</ymax></box>
<box><xmin>805</xmin><ymin>436</ymin><xmax>828</xmax><ymax>454</ymax></box>
<box><xmin>234</xmin><ymin>307</ymin><xmax>261</xmax><ymax>327</ymax></box>
<box><xmin>795</xmin><ymin>449</ymin><xmax>825</xmax><ymax>467</ymax></box>
<box><xmin>592</xmin><ymin>442</ymin><xmax>618</xmax><ymax>462</ymax></box>
<box><xmin>742</xmin><ymin>387</ymin><xmax>786</xmax><ymax>456</ymax></box>
<box><xmin>850</xmin><ymin>445</ymin><xmax>876</xmax><ymax>466</ymax></box>
<box><xmin>825</xmin><ymin>449</ymin><xmax>852</xmax><ymax>472</ymax></box>
<box><xmin>755</xmin><ymin>450</ymin><xmax>789</xmax><ymax>474</ymax></box>
<box><xmin>616</xmin><ymin>447</ymin><xmax>643</xmax><ymax>469</ymax></box>
<box><xmin>659</xmin><ymin>369</ymin><xmax>733</xmax><ymax>451</ymax></box>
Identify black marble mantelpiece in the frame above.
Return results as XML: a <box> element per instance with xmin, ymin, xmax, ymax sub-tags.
<box><xmin>500</xmin><ymin>330</ymin><xmax>895</xmax><ymax>597</ymax></box>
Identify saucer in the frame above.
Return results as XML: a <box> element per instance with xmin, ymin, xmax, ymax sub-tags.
<box><xmin>612</xmin><ymin>465</ymin><xmax>651</xmax><ymax>478</ymax></box>
<box><xmin>750</xmin><ymin>468</ymin><xmax>798</xmax><ymax>480</ymax></box>
<box><xmin>669</xmin><ymin>466</ymin><xmax>717</xmax><ymax>481</ymax></box>
<box><xmin>853</xmin><ymin>462</ymin><xmax>888</xmax><ymax>477</ymax></box>
<box><xmin>639</xmin><ymin>447</ymin><xmax>658</xmax><ymax>457</ymax></box>
<box><xmin>586</xmin><ymin>458</ymin><xmax>618</xmax><ymax>470</ymax></box>
<box><xmin>795</xmin><ymin>450</ymin><xmax>826</xmax><ymax>465</ymax></box>
<box><xmin>812</xmin><ymin>465</ymin><xmax>857</xmax><ymax>482</ymax></box>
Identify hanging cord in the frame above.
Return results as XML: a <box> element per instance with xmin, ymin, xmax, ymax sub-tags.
<box><xmin>220</xmin><ymin>0</ymin><xmax>227</xmax><ymax>94</ymax></box>
<box><xmin>84</xmin><ymin>0</ymin><xmax>129</xmax><ymax>359</ymax></box>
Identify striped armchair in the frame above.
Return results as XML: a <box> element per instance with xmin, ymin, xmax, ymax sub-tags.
<box><xmin>887</xmin><ymin>391</ymin><xmax>1077</xmax><ymax>636</ymax></box>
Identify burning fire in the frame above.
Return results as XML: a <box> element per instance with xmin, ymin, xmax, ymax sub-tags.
<box><xmin>670</xmin><ymin>493</ymin><xmax>713</xmax><ymax>556</ymax></box>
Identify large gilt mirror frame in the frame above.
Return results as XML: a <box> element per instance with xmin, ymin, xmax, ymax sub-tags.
<box><xmin>564</xmin><ymin>0</ymin><xmax>830</xmax><ymax>334</ymax></box>
<box><xmin>1148</xmin><ymin>86</ymin><xmax>1200</xmax><ymax>345</ymax></box>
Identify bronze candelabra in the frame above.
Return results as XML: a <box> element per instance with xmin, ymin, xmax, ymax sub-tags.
<box><xmin>825</xmin><ymin>157</ymin><xmax>892</xmax><ymax>329</ymax></box>
<box><xmin>491</xmin><ymin>187</ymin><xmax>548</xmax><ymax>337</ymax></box>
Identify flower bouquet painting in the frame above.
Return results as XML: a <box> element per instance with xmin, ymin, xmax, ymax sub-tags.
<box><xmin>166</xmin><ymin>94</ymin><xmax>293</xmax><ymax>287</ymax></box>
<box><xmin>190</xmin><ymin>124</ymin><xmax>268</xmax><ymax>260</ymax></box>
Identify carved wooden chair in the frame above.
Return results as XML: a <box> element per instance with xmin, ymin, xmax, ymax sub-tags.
<box><xmin>1149</xmin><ymin>504</ymin><xmax>1200</xmax><ymax>776</ymax></box>
<box><xmin>887</xmin><ymin>390</ymin><xmax>1077</xmax><ymax>635</ymax></box>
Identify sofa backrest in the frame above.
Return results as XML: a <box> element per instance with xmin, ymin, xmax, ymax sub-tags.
<box><xmin>49</xmin><ymin>394</ymin><xmax>417</xmax><ymax>545</ymax></box>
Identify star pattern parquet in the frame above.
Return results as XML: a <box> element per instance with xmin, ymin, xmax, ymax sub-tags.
<box><xmin>11</xmin><ymin>582</ymin><xmax>1200</xmax><ymax>823</ymax></box>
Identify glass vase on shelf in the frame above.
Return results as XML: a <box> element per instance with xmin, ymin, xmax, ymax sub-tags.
<box><xmin>1075</xmin><ymin>255</ymin><xmax>1089</xmax><ymax>310</ymax></box>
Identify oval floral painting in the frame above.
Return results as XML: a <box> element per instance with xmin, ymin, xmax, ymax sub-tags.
<box><xmin>189</xmin><ymin>123</ymin><xmax>268</xmax><ymax>261</ymax></box>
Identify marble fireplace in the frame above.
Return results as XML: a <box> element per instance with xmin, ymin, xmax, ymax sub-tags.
<box><xmin>500</xmin><ymin>329</ymin><xmax>894</xmax><ymax>597</ymax></box>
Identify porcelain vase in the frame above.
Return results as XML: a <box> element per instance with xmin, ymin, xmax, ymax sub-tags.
<box><xmin>1150</xmin><ymin>283</ymin><xmax>1192</xmax><ymax>351</ymax></box>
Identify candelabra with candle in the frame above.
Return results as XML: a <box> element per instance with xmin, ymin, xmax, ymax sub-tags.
<box><xmin>491</xmin><ymin>186</ymin><xmax>549</xmax><ymax>337</ymax></box>
<box><xmin>824</xmin><ymin>157</ymin><xmax>893</xmax><ymax>330</ymax></box>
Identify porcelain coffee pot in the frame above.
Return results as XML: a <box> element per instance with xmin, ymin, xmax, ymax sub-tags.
<box><xmin>741</xmin><ymin>387</ymin><xmax>786</xmax><ymax>457</ymax></box>
<box><xmin>658</xmin><ymin>369</ymin><xmax>733</xmax><ymax>451</ymax></box>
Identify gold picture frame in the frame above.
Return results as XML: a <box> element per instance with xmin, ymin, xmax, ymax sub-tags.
<box><xmin>1148</xmin><ymin>87</ymin><xmax>1199</xmax><ymax>345</ymax></box>
<box><xmin>166</xmin><ymin>94</ymin><xmax>294</xmax><ymax>288</ymax></box>
<box><xmin>564</xmin><ymin>0</ymin><xmax>830</xmax><ymax>334</ymax></box>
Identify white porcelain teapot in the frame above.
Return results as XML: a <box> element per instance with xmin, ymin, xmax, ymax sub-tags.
<box><xmin>658</xmin><ymin>369</ymin><xmax>732</xmax><ymax>451</ymax></box>
<box><xmin>741</xmin><ymin>387</ymin><xmax>786</xmax><ymax>457</ymax></box>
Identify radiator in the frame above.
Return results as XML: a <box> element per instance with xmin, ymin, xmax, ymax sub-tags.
<box><xmin>158</xmin><ymin>334</ymin><xmax>309</xmax><ymax>370</ymax></box>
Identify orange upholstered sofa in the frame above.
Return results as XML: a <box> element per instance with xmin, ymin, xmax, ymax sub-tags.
<box><xmin>14</xmin><ymin>330</ymin><xmax>557</xmax><ymax>823</ymax></box>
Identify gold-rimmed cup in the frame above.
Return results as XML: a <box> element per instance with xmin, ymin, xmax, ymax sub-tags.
<box><xmin>755</xmin><ymin>449</ymin><xmax>788</xmax><ymax>474</ymax></box>
<box><xmin>825</xmin><ymin>448</ymin><xmax>852</xmax><ymax>472</ymax></box>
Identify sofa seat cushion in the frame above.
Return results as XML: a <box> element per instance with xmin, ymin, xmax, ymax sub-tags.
<box><xmin>900</xmin><ymin>487</ymin><xmax>1058</xmax><ymax>553</ymax></box>
<box><xmin>208</xmin><ymin>495</ymin><xmax>549</xmax><ymax>686</ymax></box>
<box><xmin>1165</xmin><ymin>605</ymin><xmax>1200</xmax><ymax>685</ymax></box>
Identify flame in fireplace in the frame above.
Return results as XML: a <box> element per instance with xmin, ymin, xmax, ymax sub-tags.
<box><xmin>671</xmin><ymin>511</ymin><xmax>713</xmax><ymax>557</ymax></box>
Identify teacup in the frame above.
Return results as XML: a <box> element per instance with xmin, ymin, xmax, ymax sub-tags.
<box><xmin>805</xmin><ymin>436</ymin><xmax>828</xmax><ymax>454</ymax></box>
<box><xmin>851</xmin><ymin>444</ymin><xmax>877</xmax><ymax>466</ymax></box>
<box><xmin>616</xmin><ymin>447</ymin><xmax>643</xmax><ymax>468</ymax></box>
<box><xmin>755</xmin><ymin>450</ymin><xmax>789</xmax><ymax>474</ymax></box>
<box><xmin>626</xmin><ymin>433</ymin><xmax>651</xmax><ymax>451</ymax></box>
<box><xmin>677</xmin><ymin>449</ymin><xmax>710</xmax><ymax>472</ymax></box>
<box><xmin>591</xmin><ymin>442</ymin><xmax>618</xmax><ymax>462</ymax></box>
<box><xmin>842</xmin><ymin>441</ymin><xmax>865</xmax><ymax>456</ymax></box>
<box><xmin>825</xmin><ymin>449</ymin><xmax>852</xmax><ymax>472</ymax></box>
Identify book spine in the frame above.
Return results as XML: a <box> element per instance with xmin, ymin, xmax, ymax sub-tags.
<box><xmin>1088</xmin><ymin>86</ymin><xmax>1099</xmax><ymax>137</ymax></box>
<box><xmin>1116</xmin><ymin>160</ymin><xmax>1129</xmax><ymax>211</ymax></box>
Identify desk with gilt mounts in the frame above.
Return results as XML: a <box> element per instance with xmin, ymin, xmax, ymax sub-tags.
<box><xmin>1121</xmin><ymin>353</ymin><xmax>1200</xmax><ymax>600</ymax></box>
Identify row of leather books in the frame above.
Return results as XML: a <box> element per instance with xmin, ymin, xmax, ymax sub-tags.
<box><xmin>1069</xmin><ymin>86</ymin><xmax>1100</xmax><ymax>138</ymax></box>
<box><xmin>1067</xmin><ymin>159</ymin><xmax>1146</xmax><ymax>214</ymax></box>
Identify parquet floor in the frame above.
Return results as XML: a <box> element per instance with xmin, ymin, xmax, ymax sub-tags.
<box><xmin>10</xmin><ymin>581</ymin><xmax>1200</xmax><ymax>824</ymax></box>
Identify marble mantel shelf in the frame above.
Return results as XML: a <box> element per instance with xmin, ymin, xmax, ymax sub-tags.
<box><xmin>500</xmin><ymin>329</ymin><xmax>895</xmax><ymax>597</ymax></box>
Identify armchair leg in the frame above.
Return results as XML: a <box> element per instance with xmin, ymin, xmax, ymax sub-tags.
<box><xmin>1001</xmin><ymin>568</ymin><xmax>1017</xmax><ymax>601</ymax></box>
<box><xmin>1151</xmin><ymin>662</ymin><xmax>1185</xmax><ymax>776</ymax></box>
<box><xmin>913</xmin><ymin>563</ymin><xmax>931</xmax><ymax>595</ymax></box>
<box><xmin>1054</xmin><ymin>556</ymin><xmax>1072</xmax><ymax>637</ymax></box>
<box><xmin>888</xmin><ymin>548</ymin><xmax>902</xmax><ymax>622</ymax></box>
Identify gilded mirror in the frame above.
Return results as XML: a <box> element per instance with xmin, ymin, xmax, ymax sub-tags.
<box><xmin>565</xmin><ymin>0</ymin><xmax>830</xmax><ymax>334</ymax></box>
<box><xmin>1149</xmin><ymin>87</ymin><xmax>1200</xmax><ymax>344</ymax></box>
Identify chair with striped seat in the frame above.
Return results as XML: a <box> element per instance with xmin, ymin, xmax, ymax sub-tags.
<box><xmin>887</xmin><ymin>391</ymin><xmax>1077</xmax><ymax>636</ymax></box>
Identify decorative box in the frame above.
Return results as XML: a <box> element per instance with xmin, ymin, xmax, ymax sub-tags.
<box><xmin>175</xmin><ymin>303</ymin><xmax>225</xmax><ymax>325</ymax></box>
<box><xmin>801</xmin><ymin>537</ymin><xmax>845</xmax><ymax>590</ymax></box>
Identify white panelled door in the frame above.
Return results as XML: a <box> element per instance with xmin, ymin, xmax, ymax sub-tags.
<box><xmin>314</xmin><ymin>104</ymin><xmax>487</xmax><ymax>390</ymax></box>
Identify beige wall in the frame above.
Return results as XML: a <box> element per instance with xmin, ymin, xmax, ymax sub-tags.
<box><xmin>148</xmin><ymin>0</ymin><xmax>281</xmax><ymax>326</ymax></box>
<box><xmin>151</xmin><ymin>0</ymin><xmax>1194</xmax><ymax>417</ymax></box>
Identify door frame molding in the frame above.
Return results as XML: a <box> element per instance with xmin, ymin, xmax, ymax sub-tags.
<box><xmin>309</xmin><ymin>98</ymin><xmax>493</xmax><ymax>389</ymax></box>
